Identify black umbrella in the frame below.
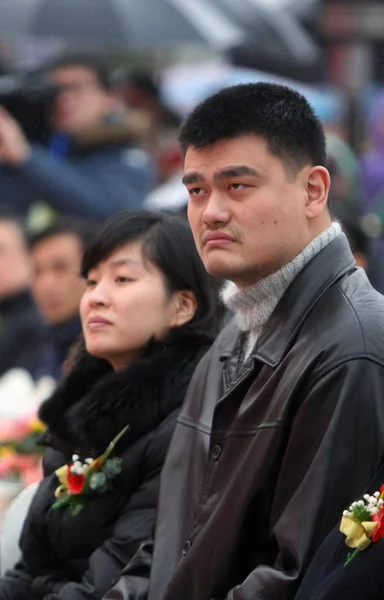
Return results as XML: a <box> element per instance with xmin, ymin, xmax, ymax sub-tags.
<box><xmin>211</xmin><ymin>0</ymin><xmax>325</xmax><ymax>82</ymax></box>
<box><xmin>0</xmin><ymin>0</ymin><xmax>245</xmax><ymax>50</ymax></box>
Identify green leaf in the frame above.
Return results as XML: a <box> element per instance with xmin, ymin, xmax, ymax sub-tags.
<box><xmin>70</xmin><ymin>498</ymin><xmax>86</xmax><ymax>516</ymax></box>
<box><xmin>99</xmin><ymin>425</ymin><xmax>130</xmax><ymax>466</ymax></box>
<box><xmin>351</xmin><ymin>505</ymin><xmax>372</xmax><ymax>523</ymax></box>
<box><xmin>52</xmin><ymin>496</ymin><xmax>72</xmax><ymax>511</ymax></box>
<box><xmin>103</xmin><ymin>458</ymin><xmax>122</xmax><ymax>479</ymax></box>
<box><xmin>344</xmin><ymin>548</ymin><xmax>361</xmax><ymax>566</ymax></box>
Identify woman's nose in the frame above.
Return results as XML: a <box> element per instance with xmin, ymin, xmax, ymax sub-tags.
<box><xmin>87</xmin><ymin>283</ymin><xmax>110</xmax><ymax>307</ymax></box>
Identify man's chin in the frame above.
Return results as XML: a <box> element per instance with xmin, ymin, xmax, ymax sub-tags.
<box><xmin>203</xmin><ymin>256</ymin><xmax>239</xmax><ymax>280</ymax></box>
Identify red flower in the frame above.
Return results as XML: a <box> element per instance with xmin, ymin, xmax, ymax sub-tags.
<box><xmin>67</xmin><ymin>469</ymin><xmax>86</xmax><ymax>495</ymax></box>
<box><xmin>372</xmin><ymin>507</ymin><xmax>384</xmax><ymax>543</ymax></box>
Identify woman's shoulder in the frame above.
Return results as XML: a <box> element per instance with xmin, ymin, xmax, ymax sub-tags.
<box><xmin>297</xmin><ymin>458</ymin><xmax>384</xmax><ymax>600</ymax></box>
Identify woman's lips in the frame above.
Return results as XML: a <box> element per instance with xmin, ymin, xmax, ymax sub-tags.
<box><xmin>87</xmin><ymin>317</ymin><xmax>112</xmax><ymax>329</ymax></box>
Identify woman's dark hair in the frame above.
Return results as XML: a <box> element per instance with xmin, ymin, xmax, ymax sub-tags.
<box><xmin>81</xmin><ymin>210</ymin><xmax>220</xmax><ymax>342</ymax></box>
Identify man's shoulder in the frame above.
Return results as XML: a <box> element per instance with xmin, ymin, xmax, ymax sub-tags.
<box><xmin>306</xmin><ymin>268</ymin><xmax>384</xmax><ymax>359</ymax></box>
<box><xmin>327</xmin><ymin>268</ymin><xmax>384</xmax><ymax>328</ymax></box>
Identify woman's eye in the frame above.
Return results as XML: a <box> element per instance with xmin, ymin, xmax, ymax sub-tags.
<box><xmin>116</xmin><ymin>276</ymin><xmax>133</xmax><ymax>284</ymax></box>
<box><xmin>86</xmin><ymin>279</ymin><xmax>97</xmax><ymax>287</ymax></box>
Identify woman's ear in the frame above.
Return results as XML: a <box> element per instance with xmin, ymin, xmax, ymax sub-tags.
<box><xmin>171</xmin><ymin>290</ymin><xmax>198</xmax><ymax>327</ymax></box>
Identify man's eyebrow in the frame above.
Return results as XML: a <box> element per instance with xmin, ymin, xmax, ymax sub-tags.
<box><xmin>182</xmin><ymin>166</ymin><xmax>261</xmax><ymax>186</ymax></box>
<box><xmin>182</xmin><ymin>172</ymin><xmax>205</xmax><ymax>185</ymax></box>
<box><xmin>214</xmin><ymin>166</ymin><xmax>261</xmax><ymax>181</ymax></box>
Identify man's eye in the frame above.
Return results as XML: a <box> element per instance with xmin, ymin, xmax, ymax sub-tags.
<box><xmin>189</xmin><ymin>187</ymin><xmax>205</xmax><ymax>196</ymax></box>
<box><xmin>229</xmin><ymin>183</ymin><xmax>246</xmax><ymax>190</ymax></box>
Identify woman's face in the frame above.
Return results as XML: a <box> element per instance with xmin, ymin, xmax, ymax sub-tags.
<box><xmin>80</xmin><ymin>243</ymin><xmax>189</xmax><ymax>370</ymax></box>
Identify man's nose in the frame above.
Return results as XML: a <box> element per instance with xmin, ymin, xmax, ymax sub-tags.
<box><xmin>202</xmin><ymin>191</ymin><xmax>231</xmax><ymax>226</ymax></box>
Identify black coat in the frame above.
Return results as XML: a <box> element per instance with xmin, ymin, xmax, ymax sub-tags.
<box><xmin>0</xmin><ymin>289</ymin><xmax>51</xmax><ymax>379</ymax></box>
<box><xmin>0</xmin><ymin>334</ymin><xmax>209</xmax><ymax>600</ymax></box>
<box><xmin>45</xmin><ymin>316</ymin><xmax>82</xmax><ymax>379</ymax></box>
<box><xmin>107</xmin><ymin>234</ymin><xmax>384</xmax><ymax>600</ymax></box>
<box><xmin>295</xmin><ymin>455</ymin><xmax>384</xmax><ymax>600</ymax></box>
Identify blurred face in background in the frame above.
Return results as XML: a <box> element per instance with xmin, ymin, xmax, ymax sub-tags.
<box><xmin>0</xmin><ymin>221</ymin><xmax>32</xmax><ymax>300</ymax></box>
<box><xmin>31</xmin><ymin>233</ymin><xmax>86</xmax><ymax>325</ymax></box>
<box><xmin>48</xmin><ymin>65</ymin><xmax>114</xmax><ymax>134</ymax></box>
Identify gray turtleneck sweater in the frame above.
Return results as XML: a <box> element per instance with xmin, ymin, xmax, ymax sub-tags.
<box><xmin>220</xmin><ymin>222</ymin><xmax>342</xmax><ymax>358</ymax></box>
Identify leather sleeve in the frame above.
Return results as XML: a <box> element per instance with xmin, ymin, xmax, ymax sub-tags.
<box><xmin>222</xmin><ymin>358</ymin><xmax>384</xmax><ymax>600</ymax></box>
<box><xmin>103</xmin><ymin>540</ymin><xmax>153</xmax><ymax>600</ymax></box>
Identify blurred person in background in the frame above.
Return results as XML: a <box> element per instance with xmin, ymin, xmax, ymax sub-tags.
<box><xmin>326</xmin><ymin>131</ymin><xmax>364</xmax><ymax>213</ymax></box>
<box><xmin>115</xmin><ymin>70</ymin><xmax>189</xmax><ymax>214</ymax></box>
<box><xmin>0</xmin><ymin>212</ymin><xmax>50</xmax><ymax>380</ymax></box>
<box><xmin>358</xmin><ymin>93</ymin><xmax>384</xmax><ymax>292</ymax></box>
<box><xmin>29</xmin><ymin>218</ymin><xmax>94</xmax><ymax>379</ymax></box>
<box><xmin>0</xmin><ymin>210</ymin><xmax>219</xmax><ymax>600</ymax></box>
<box><xmin>325</xmin><ymin>133</ymin><xmax>372</xmax><ymax>275</ymax></box>
<box><xmin>360</xmin><ymin>92</ymin><xmax>384</xmax><ymax>206</ymax></box>
<box><xmin>0</xmin><ymin>54</ymin><xmax>154</xmax><ymax>221</ymax></box>
<box><xmin>332</xmin><ymin>204</ymin><xmax>371</xmax><ymax>272</ymax></box>
<box><xmin>116</xmin><ymin>70</ymin><xmax>181</xmax><ymax>153</ymax></box>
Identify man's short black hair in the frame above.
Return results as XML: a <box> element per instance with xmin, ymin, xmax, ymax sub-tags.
<box><xmin>29</xmin><ymin>217</ymin><xmax>96</xmax><ymax>252</ymax></box>
<box><xmin>46</xmin><ymin>53</ymin><xmax>111</xmax><ymax>90</ymax></box>
<box><xmin>179</xmin><ymin>82</ymin><xmax>326</xmax><ymax>176</ymax></box>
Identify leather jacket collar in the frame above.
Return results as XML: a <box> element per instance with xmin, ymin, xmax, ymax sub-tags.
<box><xmin>220</xmin><ymin>234</ymin><xmax>356</xmax><ymax>368</ymax></box>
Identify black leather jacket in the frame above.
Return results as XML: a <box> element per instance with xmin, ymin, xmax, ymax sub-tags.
<box><xmin>106</xmin><ymin>234</ymin><xmax>384</xmax><ymax>600</ymax></box>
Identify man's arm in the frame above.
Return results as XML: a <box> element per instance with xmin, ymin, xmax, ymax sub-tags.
<box><xmin>222</xmin><ymin>357</ymin><xmax>384</xmax><ymax>599</ymax></box>
<box><xmin>0</xmin><ymin>107</ymin><xmax>154</xmax><ymax>219</ymax></box>
<box><xmin>103</xmin><ymin>540</ymin><xmax>153</xmax><ymax>600</ymax></box>
<box><xmin>9</xmin><ymin>146</ymin><xmax>153</xmax><ymax>219</ymax></box>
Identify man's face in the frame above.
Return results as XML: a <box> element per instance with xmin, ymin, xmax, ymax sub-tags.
<box><xmin>0</xmin><ymin>222</ymin><xmax>31</xmax><ymax>299</ymax></box>
<box><xmin>185</xmin><ymin>134</ymin><xmax>314</xmax><ymax>288</ymax></box>
<box><xmin>48</xmin><ymin>66</ymin><xmax>113</xmax><ymax>134</ymax></box>
<box><xmin>31</xmin><ymin>233</ymin><xmax>86</xmax><ymax>325</ymax></box>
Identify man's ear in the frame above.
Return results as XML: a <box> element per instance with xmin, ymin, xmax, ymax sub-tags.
<box><xmin>171</xmin><ymin>290</ymin><xmax>198</xmax><ymax>327</ymax></box>
<box><xmin>306</xmin><ymin>166</ymin><xmax>331</xmax><ymax>219</ymax></box>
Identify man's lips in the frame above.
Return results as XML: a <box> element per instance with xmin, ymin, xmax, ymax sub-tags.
<box><xmin>202</xmin><ymin>231</ymin><xmax>236</xmax><ymax>247</ymax></box>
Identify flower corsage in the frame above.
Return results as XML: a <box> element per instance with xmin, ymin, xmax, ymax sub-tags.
<box><xmin>340</xmin><ymin>486</ymin><xmax>384</xmax><ymax>565</ymax></box>
<box><xmin>53</xmin><ymin>425</ymin><xmax>129</xmax><ymax>516</ymax></box>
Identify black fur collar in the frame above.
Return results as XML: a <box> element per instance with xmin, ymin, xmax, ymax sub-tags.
<box><xmin>39</xmin><ymin>335</ymin><xmax>207</xmax><ymax>455</ymax></box>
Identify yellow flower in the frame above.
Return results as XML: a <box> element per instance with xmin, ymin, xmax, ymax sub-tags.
<box><xmin>340</xmin><ymin>515</ymin><xmax>378</xmax><ymax>550</ymax></box>
<box><xmin>30</xmin><ymin>418</ymin><xmax>46</xmax><ymax>434</ymax></box>
<box><xmin>54</xmin><ymin>464</ymin><xmax>70</xmax><ymax>499</ymax></box>
<box><xmin>0</xmin><ymin>446</ymin><xmax>14</xmax><ymax>459</ymax></box>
